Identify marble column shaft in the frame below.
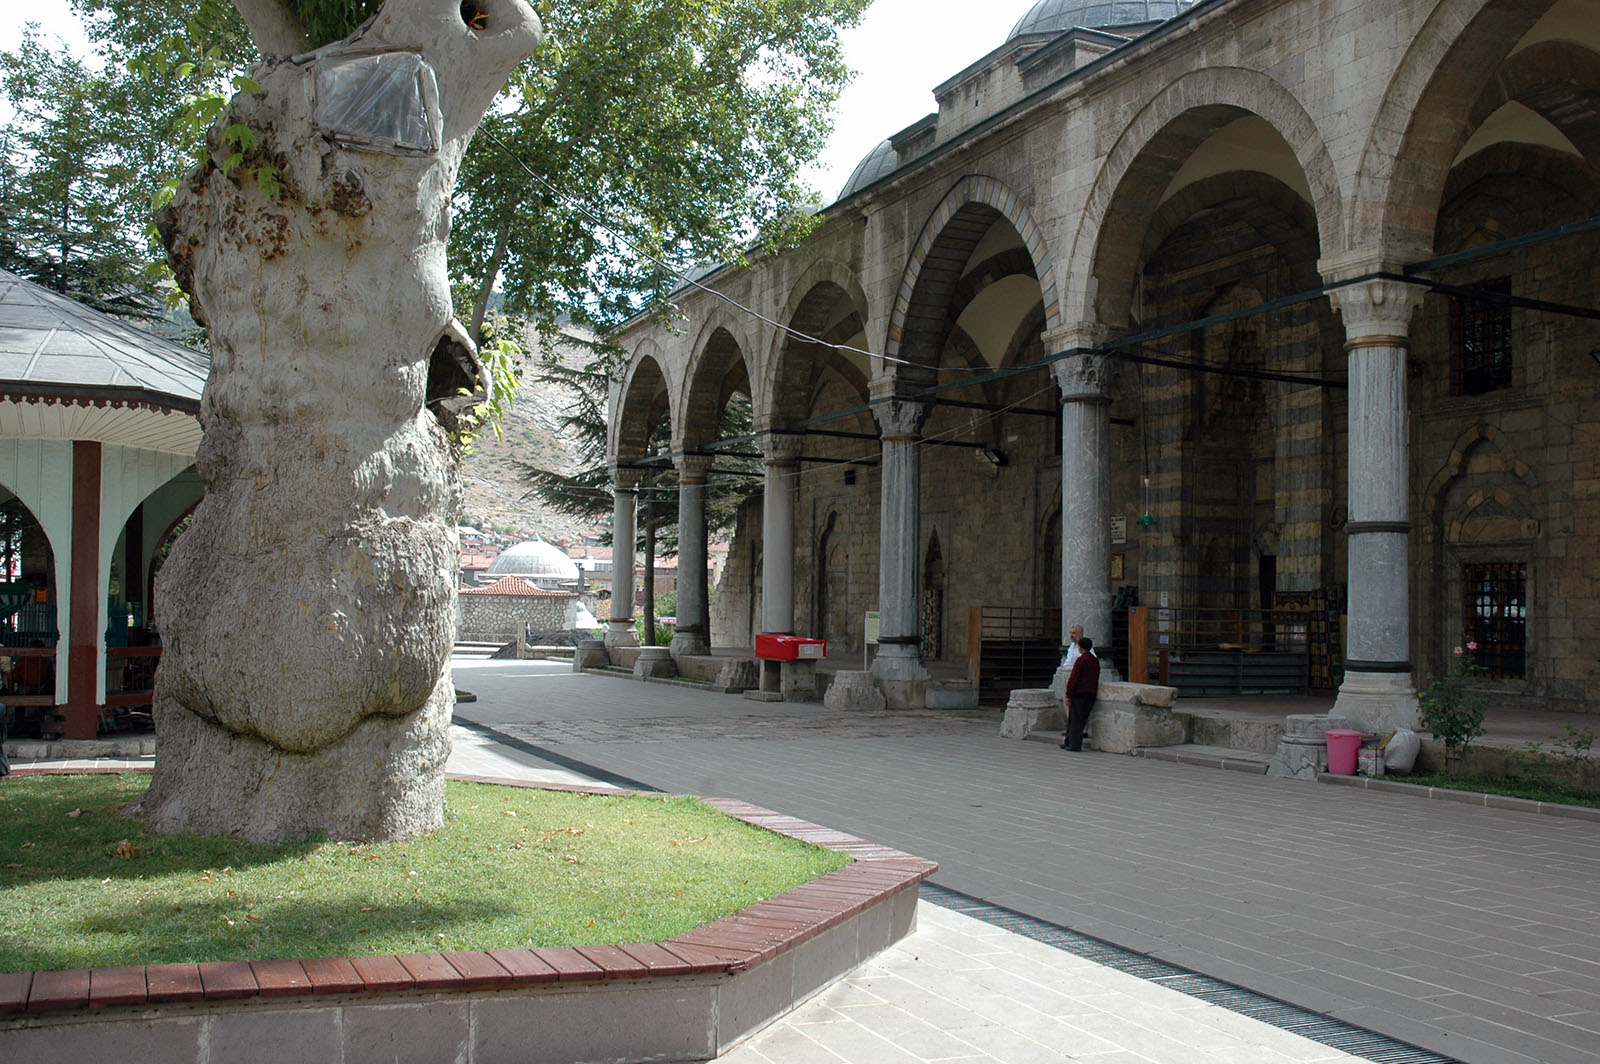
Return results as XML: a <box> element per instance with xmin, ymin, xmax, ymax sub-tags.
<box><xmin>871</xmin><ymin>398</ymin><xmax>930</xmax><ymax>686</ymax></box>
<box><xmin>671</xmin><ymin>454</ymin><xmax>713</xmax><ymax>659</ymax></box>
<box><xmin>1052</xmin><ymin>346</ymin><xmax>1115</xmax><ymax>659</ymax></box>
<box><xmin>761</xmin><ymin>435</ymin><xmax>803</xmax><ymax>635</ymax></box>
<box><xmin>1327</xmin><ymin>275</ymin><xmax>1426</xmax><ymax>730</ymax></box>
<box><xmin>606</xmin><ymin>468</ymin><xmax>640</xmax><ymax>648</ymax></box>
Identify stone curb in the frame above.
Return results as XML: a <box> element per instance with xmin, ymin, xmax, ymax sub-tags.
<box><xmin>0</xmin><ymin>769</ymin><xmax>938</xmax><ymax>1018</ymax></box>
<box><xmin>1316</xmin><ymin>772</ymin><xmax>1600</xmax><ymax>822</ymax></box>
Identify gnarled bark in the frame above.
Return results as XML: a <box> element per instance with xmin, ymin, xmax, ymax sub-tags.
<box><xmin>139</xmin><ymin>0</ymin><xmax>540</xmax><ymax>843</ymax></box>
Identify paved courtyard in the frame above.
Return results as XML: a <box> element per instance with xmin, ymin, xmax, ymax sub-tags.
<box><xmin>451</xmin><ymin>659</ymin><xmax>1600</xmax><ymax>1064</ymax></box>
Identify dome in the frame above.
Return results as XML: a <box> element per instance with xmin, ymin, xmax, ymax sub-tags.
<box><xmin>838</xmin><ymin>139</ymin><xmax>899</xmax><ymax>201</ymax></box>
<box><xmin>486</xmin><ymin>540</ymin><xmax>580</xmax><ymax>583</ymax></box>
<box><xmin>1009</xmin><ymin>0</ymin><xmax>1196</xmax><ymax>38</ymax></box>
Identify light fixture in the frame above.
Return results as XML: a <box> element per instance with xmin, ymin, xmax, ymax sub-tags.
<box><xmin>1138</xmin><ymin>474</ymin><xmax>1156</xmax><ymax>527</ymax></box>
<box><xmin>979</xmin><ymin>447</ymin><xmax>1008</xmax><ymax>468</ymax></box>
<box><xmin>1590</xmin><ymin>348</ymin><xmax>1600</xmax><ymax>367</ymax></box>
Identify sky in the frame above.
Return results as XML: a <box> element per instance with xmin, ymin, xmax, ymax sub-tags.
<box><xmin>0</xmin><ymin>0</ymin><xmax>1033</xmax><ymax>201</ymax></box>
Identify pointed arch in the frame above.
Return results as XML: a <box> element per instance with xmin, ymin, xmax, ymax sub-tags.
<box><xmin>886</xmin><ymin>174</ymin><xmax>1057</xmax><ymax>385</ymax></box>
<box><xmin>1351</xmin><ymin>0</ymin><xmax>1562</xmax><ymax>258</ymax></box>
<box><xmin>763</xmin><ymin>261</ymin><xmax>871</xmax><ymax>429</ymax></box>
<box><xmin>1064</xmin><ymin>66</ymin><xmax>1342</xmax><ymax>327</ymax></box>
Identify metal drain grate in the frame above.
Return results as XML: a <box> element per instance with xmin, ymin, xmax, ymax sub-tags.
<box><xmin>919</xmin><ymin>882</ymin><xmax>1460</xmax><ymax>1064</ymax></box>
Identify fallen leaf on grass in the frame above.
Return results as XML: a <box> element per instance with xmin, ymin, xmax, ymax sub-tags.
<box><xmin>244</xmin><ymin>914</ymin><xmax>260</xmax><ymax>923</ymax></box>
<box><xmin>669</xmin><ymin>836</ymin><xmax>708</xmax><ymax>846</ymax></box>
<box><xmin>224</xmin><ymin>917</ymin><xmax>235</xmax><ymax>928</ymax></box>
<box><xmin>65</xmin><ymin>809</ymin><xmax>81</xmax><ymax>818</ymax></box>
<box><xmin>115</xmin><ymin>839</ymin><xmax>140</xmax><ymax>860</ymax></box>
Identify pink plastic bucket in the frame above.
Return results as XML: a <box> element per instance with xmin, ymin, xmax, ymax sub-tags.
<box><xmin>1325</xmin><ymin>729</ymin><xmax>1363</xmax><ymax>776</ymax></box>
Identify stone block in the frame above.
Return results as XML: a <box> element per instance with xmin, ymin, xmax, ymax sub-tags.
<box><xmin>632</xmin><ymin>646</ymin><xmax>676</xmax><ymax>680</ymax></box>
<box><xmin>473</xmin><ymin>983</ymin><xmax>717</xmax><ymax>1064</ymax></box>
<box><xmin>1000</xmin><ymin>688</ymin><xmax>1062</xmax><ymax>739</ymax></box>
<box><xmin>779</xmin><ymin>660</ymin><xmax>820</xmax><ymax>702</ymax></box>
<box><xmin>1267</xmin><ymin>714</ymin><xmax>1357</xmax><ymax>779</ymax></box>
<box><xmin>711</xmin><ymin>658</ymin><xmax>760</xmax><ymax>694</ymax></box>
<box><xmin>342</xmin><ymin>1000</ymin><xmax>470</xmax><ymax>1064</ymax></box>
<box><xmin>926</xmin><ymin>680</ymin><xmax>979</xmax><ymax>710</ymax></box>
<box><xmin>823</xmin><ymin>671</ymin><xmax>887</xmax><ymax>712</ymax></box>
<box><xmin>572</xmin><ymin>638</ymin><xmax>609</xmax><ymax>672</ymax></box>
<box><xmin>1085</xmin><ymin>702</ymin><xmax>1189</xmax><ymax>754</ymax></box>
<box><xmin>208</xmin><ymin>1004</ymin><xmax>341</xmax><ymax>1064</ymax></box>
<box><xmin>1097</xmin><ymin>681</ymin><xmax>1178</xmax><ymax>707</ymax></box>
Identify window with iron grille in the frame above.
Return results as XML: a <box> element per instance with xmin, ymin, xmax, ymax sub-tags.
<box><xmin>1450</xmin><ymin>278</ymin><xmax>1512</xmax><ymax>395</ymax></box>
<box><xmin>1462</xmin><ymin>561</ymin><xmax>1526</xmax><ymax>679</ymax></box>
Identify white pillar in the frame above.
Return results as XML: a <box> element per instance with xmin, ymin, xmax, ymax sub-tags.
<box><xmin>760</xmin><ymin>434</ymin><xmax>802</xmax><ymax>635</ymax></box>
<box><xmin>1048</xmin><ymin>329</ymin><xmax>1119</xmax><ymax>689</ymax></box>
<box><xmin>1325</xmin><ymin>273</ymin><xmax>1426</xmax><ymax>731</ymax></box>
<box><xmin>870</xmin><ymin>397</ymin><xmax>930</xmax><ymax>707</ymax></box>
<box><xmin>605</xmin><ymin>468</ymin><xmax>640</xmax><ymax>648</ymax></box>
<box><xmin>670</xmin><ymin>454</ymin><xmax>713</xmax><ymax>660</ymax></box>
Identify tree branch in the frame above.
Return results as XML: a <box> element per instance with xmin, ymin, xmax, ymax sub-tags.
<box><xmin>231</xmin><ymin>0</ymin><xmax>311</xmax><ymax>58</ymax></box>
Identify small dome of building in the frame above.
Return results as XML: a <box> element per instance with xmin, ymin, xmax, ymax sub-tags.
<box><xmin>838</xmin><ymin>138</ymin><xmax>899</xmax><ymax>201</ymax></box>
<box><xmin>1009</xmin><ymin>0</ymin><xmax>1196</xmax><ymax>39</ymax></box>
<box><xmin>485</xmin><ymin>539</ymin><xmax>580</xmax><ymax>585</ymax></box>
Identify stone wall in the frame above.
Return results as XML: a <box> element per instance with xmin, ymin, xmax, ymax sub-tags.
<box><xmin>457</xmin><ymin>594</ymin><xmax>577</xmax><ymax>644</ymax></box>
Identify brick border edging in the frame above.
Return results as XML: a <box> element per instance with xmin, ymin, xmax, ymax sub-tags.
<box><xmin>1317</xmin><ymin>771</ymin><xmax>1600</xmax><ymax>822</ymax></box>
<box><xmin>0</xmin><ymin>770</ymin><xmax>937</xmax><ymax>1016</ymax></box>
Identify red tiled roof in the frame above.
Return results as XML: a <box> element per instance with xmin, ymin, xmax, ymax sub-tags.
<box><xmin>459</xmin><ymin>576</ymin><xmax>577</xmax><ymax>598</ymax></box>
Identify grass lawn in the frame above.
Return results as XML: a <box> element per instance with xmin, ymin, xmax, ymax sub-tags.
<box><xmin>0</xmin><ymin>774</ymin><xmax>851</xmax><ymax>972</ymax></box>
<box><xmin>1387</xmin><ymin>771</ymin><xmax>1600</xmax><ymax>808</ymax></box>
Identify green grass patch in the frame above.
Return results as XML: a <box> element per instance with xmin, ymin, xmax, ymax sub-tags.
<box><xmin>0</xmin><ymin>775</ymin><xmax>851</xmax><ymax>972</ymax></box>
<box><xmin>1390</xmin><ymin>772</ymin><xmax>1600</xmax><ymax>809</ymax></box>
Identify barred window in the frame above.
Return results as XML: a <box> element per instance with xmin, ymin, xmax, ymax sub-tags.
<box><xmin>1450</xmin><ymin>278</ymin><xmax>1512</xmax><ymax>395</ymax></box>
<box><xmin>1463</xmin><ymin>561</ymin><xmax>1526</xmax><ymax>679</ymax></box>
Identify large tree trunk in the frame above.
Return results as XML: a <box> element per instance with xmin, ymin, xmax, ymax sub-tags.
<box><xmin>139</xmin><ymin>0</ymin><xmax>540</xmax><ymax>844</ymax></box>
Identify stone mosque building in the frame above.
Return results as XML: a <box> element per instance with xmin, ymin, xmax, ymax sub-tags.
<box><xmin>605</xmin><ymin>0</ymin><xmax>1600</xmax><ymax>727</ymax></box>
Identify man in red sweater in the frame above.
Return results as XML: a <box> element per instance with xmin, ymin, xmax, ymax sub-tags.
<box><xmin>1062</xmin><ymin>636</ymin><xmax>1100</xmax><ymax>751</ymax></box>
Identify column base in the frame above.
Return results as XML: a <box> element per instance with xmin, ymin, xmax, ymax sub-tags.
<box><xmin>604</xmin><ymin>620</ymin><xmax>640</xmax><ymax>649</ymax></box>
<box><xmin>1332</xmin><ymin>670</ymin><xmax>1420</xmax><ymax>733</ymax></box>
<box><xmin>870</xmin><ymin>649</ymin><xmax>929</xmax><ymax>710</ymax></box>
<box><xmin>669</xmin><ymin>629</ymin><xmax>710</xmax><ymax>662</ymax></box>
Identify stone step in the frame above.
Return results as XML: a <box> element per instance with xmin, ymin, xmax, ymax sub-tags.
<box><xmin>1138</xmin><ymin>744</ymin><xmax>1273</xmax><ymax>775</ymax></box>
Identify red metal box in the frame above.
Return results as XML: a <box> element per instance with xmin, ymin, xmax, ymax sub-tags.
<box><xmin>755</xmin><ymin>634</ymin><xmax>827</xmax><ymax>661</ymax></box>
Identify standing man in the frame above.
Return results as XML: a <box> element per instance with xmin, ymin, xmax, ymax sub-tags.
<box><xmin>1062</xmin><ymin>636</ymin><xmax>1101</xmax><ymax>751</ymax></box>
<box><xmin>1061</xmin><ymin>625</ymin><xmax>1085</xmax><ymax>671</ymax></box>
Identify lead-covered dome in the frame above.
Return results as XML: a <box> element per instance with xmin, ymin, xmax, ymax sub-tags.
<box><xmin>1009</xmin><ymin>0</ymin><xmax>1196</xmax><ymax>38</ymax></box>
<box><xmin>838</xmin><ymin>138</ymin><xmax>898</xmax><ymax>201</ymax></box>
<box><xmin>485</xmin><ymin>539</ymin><xmax>580</xmax><ymax>585</ymax></box>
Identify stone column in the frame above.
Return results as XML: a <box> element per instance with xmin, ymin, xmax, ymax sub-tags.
<box><xmin>870</xmin><ymin>396</ymin><xmax>930</xmax><ymax>708</ymax></box>
<box><xmin>760</xmin><ymin>433</ymin><xmax>803</xmax><ymax>635</ymax></box>
<box><xmin>1326</xmin><ymin>273</ymin><xmax>1426</xmax><ymax>731</ymax></box>
<box><xmin>670</xmin><ymin>454</ymin><xmax>713</xmax><ymax>660</ymax></box>
<box><xmin>1049</xmin><ymin>329</ymin><xmax>1119</xmax><ymax>689</ymax></box>
<box><xmin>605</xmin><ymin>468</ymin><xmax>640</xmax><ymax>649</ymax></box>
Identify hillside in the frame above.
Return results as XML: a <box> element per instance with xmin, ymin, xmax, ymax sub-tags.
<box><xmin>458</xmin><ymin>361</ymin><xmax>605</xmax><ymax>540</ymax></box>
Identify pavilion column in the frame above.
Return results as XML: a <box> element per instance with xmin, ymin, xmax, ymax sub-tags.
<box><xmin>1049</xmin><ymin>330</ymin><xmax>1119</xmax><ymax>689</ymax></box>
<box><xmin>870</xmin><ymin>396</ymin><xmax>930</xmax><ymax>708</ymax></box>
<box><xmin>65</xmin><ymin>440</ymin><xmax>102</xmax><ymax>739</ymax></box>
<box><xmin>670</xmin><ymin>454</ymin><xmax>713</xmax><ymax>660</ymax></box>
<box><xmin>605</xmin><ymin>468</ymin><xmax>640</xmax><ymax>648</ymax></box>
<box><xmin>1326</xmin><ymin>272</ymin><xmax>1426</xmax><ymax>731</ymax></box>
<box><xmin>760</xmin><ymin>433</ymin><xmax>803</xmax><ymax>635</ymax></box>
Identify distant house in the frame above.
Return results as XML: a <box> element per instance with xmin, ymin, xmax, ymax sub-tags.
<box><xmin>456</xmin><ymin>575</ymin><xmax>579</xmax><ymax>643</ymax></box>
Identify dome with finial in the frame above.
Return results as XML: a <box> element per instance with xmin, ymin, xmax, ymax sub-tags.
<box><xmin>1009</xmin><ymin>0</ymin><xmax>1197</xmax><ymax>39</ymax></box>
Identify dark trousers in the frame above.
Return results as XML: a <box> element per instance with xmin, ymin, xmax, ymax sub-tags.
<box><xmin>1065</xmin><ymin>693</ymin><xmax>1096</xmax><ymax>751</ymax></box>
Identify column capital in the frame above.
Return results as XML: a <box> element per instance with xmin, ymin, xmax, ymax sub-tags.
<box><xmin>1327</xmin><ymin>278</ymin><xmax>1427</xmax><ymax>347</ymax></box>
<box><xmin>1051</xmin><ymin>350</ymin><xmax>1115</xmax><ymax>404</ymax></box>
<box><xmin>673</xmin><ymin>453</ymin><xmax>715</xmax><ymax>482</ymax></box>
<box><xmin>758</xmin><ymin>432</ymin><xmax>804</xmax><ymax>465</ymax></box>
<box><xmin>872</xmin><ymin>397</ymin><xmax>930</xmax><ymax>439</ymax></box>
<box><xmin>611</xmin><ymin>466</ymin><xmax>642</xmax><ymax>493</ymax></box>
